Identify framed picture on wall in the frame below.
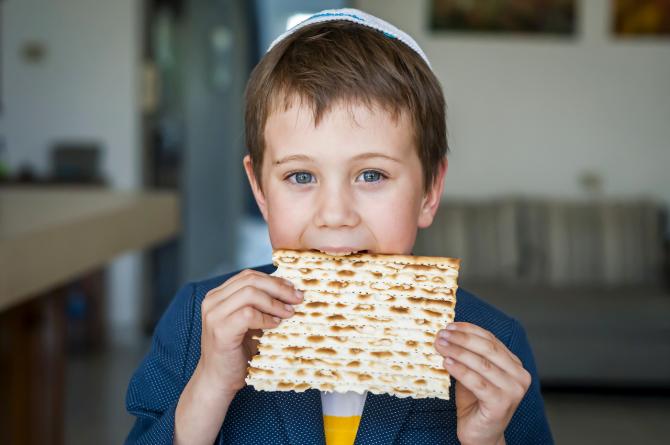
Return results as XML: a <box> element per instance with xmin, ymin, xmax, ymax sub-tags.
<box><xmin>429</xmin><ymin>0</ymin><xmax>577</xmax><ymax>36</ymax></box>
<box><xmin>613</xmin><ymin>0</ymin><xmax>670</xmax><ymax>37</ymax></box>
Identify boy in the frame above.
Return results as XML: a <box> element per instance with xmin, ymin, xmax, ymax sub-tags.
<box><xmin>126</xmin><ymin>9</ymin><xmax>553</xmax><ymax>445</ymax></box>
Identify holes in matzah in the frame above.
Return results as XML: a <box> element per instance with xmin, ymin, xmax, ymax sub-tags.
<box><xmin>248</xmin><ymin>367</ymin><xmax>273</xmax><ymax>376</ymax></box>
<box><xmin>277</xmin><ymin>381</ymin><xmax>294</xmax><ymax>390</ymax></box>
<box><xmin>390</xmin><ymin>306</ymin><xmax>409</xmax><ymax>314</ymax></box>
<box><xmin>315</xmin><ymin>347</ymin><xmax>336</xmax><ymax>355</ymax></box>
<box><xmin>371</xmin><ymin>282</ymin><xmax>390</xmax><ymax>290</ymax></box>
<box><xmin>326</xmin><ymin>314</ymin><xmax>345</xmax><ymax>321</ymax></box>
<box><xmin>423</xmin><ymin>309</ymin><xmax>442</xmax><ymax>318</ymax></box>
<box><xmin>371</xmin><ymin>351</ymin><xmax>392</xmax><ymax>359</ymax></box>
<box><xmin>337</xmin><ymin>270</ymin><xmax>355</xmax><ymax>277</ymax></box>
<box><xmin>394</xmin><ymin>388</ymin><xmax>413</xmax><ymax>395</ymax></box>
<box><xmin>356</xmin><ymin>326</ymin><xmax>375</xmax><ymax>335</ymax></box>
<box><xmin>328</xmin><ymin>280</ymin><xmax>349</xmax><ymax>289</ymax></box>
<box><xmin>330</xmin><ymin>325</ymin><xmax>355</xmax><ymax>333</ymax></box>
<box><xmin>358</xmin><ymin>373</ymin><xmax>373</xmax><ymax>382</ymax></box>
<box><xmin>315</xmin><ymin>369</ymin><xmax>338</xmax><ymax>378</ymax></box>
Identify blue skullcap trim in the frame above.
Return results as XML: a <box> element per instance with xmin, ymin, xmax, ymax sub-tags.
<box><xmin>308</xmin><ymin>12</ymin><xmax>366</xmax><ymax>22</ymax></box>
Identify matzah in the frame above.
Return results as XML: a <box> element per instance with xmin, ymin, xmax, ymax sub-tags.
<box><xmin>245</xmin><ymin>249</ymin><xmax>459</xmax><ymax>399</ymax></box>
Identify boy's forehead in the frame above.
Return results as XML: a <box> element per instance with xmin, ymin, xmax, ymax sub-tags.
<box><xmin>268</xmin><ymin>96</ymin><xmax>404</xmax><ymax>129</ymax></box>
<box><xmin>264</xmin><ymin>101</ymin><xmax>415</xmax><ymax>163</ymax></box>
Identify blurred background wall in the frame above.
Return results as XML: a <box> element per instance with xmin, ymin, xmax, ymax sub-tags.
<box><xmin>1</xmin><ymin>0</ymin><xmax>145</xmax><ymax>334</ymax></box>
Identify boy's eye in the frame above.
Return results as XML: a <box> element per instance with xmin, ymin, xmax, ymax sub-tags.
<box><xmin>357</xmin><ymin>170</ymin><xmax>385</xmax><ymax>183</ymax></box>
<box><xmin>288</xmin><ymin>171</ymin><xmax>315</xmax><ymax>184</ymax></box>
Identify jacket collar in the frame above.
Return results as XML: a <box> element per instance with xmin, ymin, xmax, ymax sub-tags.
<box><xmin>354</xmin><ymin>393</ymin><xmax>413</xmax><ymax>444</ymax></box>
<box><xmin>273</xmin><ymin>389</ymin><xmax>325</xmax><ymax>444</ymax></box>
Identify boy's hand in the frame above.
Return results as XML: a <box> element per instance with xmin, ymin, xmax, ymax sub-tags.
<box><xmin>197</xmin><ymin>269</ymin><xmax>302</xmax><ymax>395</ymax></box>
<box><xmin>434</xmin><ymin>322</ymin><xmax>531</xmax><ymax>445</ymax></box>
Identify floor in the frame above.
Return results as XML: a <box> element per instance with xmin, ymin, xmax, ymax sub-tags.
<box><xmin>65</xmin><ymin>335</ymin><xmax>150</xmax><ymax>445</ymax></box>
<box><xmin>65</xmin><ymin>336</ymin><xmax>670</xmax><ymax>445</ymax></box>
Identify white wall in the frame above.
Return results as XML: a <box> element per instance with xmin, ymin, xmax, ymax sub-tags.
<box><xmin>356</xmin><ymin>0</ymin><xmax>670</xmax><ymax>205</ymax></box>
<box><xmin>2</xmin><ymin>0</ymin><xmax>144</xmax><ymax>332</ymax></box>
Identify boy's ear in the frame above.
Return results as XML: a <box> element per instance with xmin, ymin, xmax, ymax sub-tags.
<box><xmin>243</xmin><ymin>154</ymin><xmax>269</xmax><ymax>221</ymax></box>
<box><xmin>417</xmin><ymin>157</ymin><xmax>448</xmax><ymax>229</ymax></box>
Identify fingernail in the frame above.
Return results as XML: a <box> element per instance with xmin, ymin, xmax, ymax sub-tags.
<box><xmin>444</xmin><ymin>357</ymin><xmax>455</xmax><ymax>366</ymax></box>
<box><xmin>294</xmin><ymin>290</ymin><xmax>304</xmax><ymax>300</ymax></box>
<box><xmin>273</xmin><ymin>316</ymin><xmax>281</xmax><ymax>323</ymax></box>
<box><xmin>284</xmin><ymin>304</ymin><xmax>294</xmax><ymax>313</ymax></box>
<box><xmin>438</xmin><ymin>338</ymin><xmax>449</xmax><ymax>347</ymax></box>
<box><xmin>446</xmin><ymin>324</ymin><xmax>457</xmax><ymax>331</ymax></box>
<box><xmin>284</xmin><ymin>279</ymin><xmax>295</xmax><ymax>287</ymax></box>
<box><xmin>439</xmin><ymin>330</ymin><xmax>451</xmax><ymax>340</ymax></box>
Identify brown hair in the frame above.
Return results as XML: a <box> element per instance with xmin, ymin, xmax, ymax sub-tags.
<box><xmin>244</xmin><ymin>20</ymin><xmax>448</xmax><ymax>192</ymax></box>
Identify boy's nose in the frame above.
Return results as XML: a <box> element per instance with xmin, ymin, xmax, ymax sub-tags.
<box><xmin>313</xmin><ymin>187</ymin><xmax>360</xmax><ymax>228</ymax></box>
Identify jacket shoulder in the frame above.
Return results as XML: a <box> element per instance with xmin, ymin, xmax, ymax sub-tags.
<box><xmin>455</xmin><ymin>287</ymin><xmax>519</xmax><ymax>346</ymax></box>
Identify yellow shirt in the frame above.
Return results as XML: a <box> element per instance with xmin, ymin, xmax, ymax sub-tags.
<box><xmin>321</xmin><ymin>391</ymin><xmax>367</xmax><ymax>445</ymax></box>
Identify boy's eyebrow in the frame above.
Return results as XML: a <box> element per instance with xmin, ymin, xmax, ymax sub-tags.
<box><xmin>274</xmin><ymin>154</ymin><xmax>313</xmax><ymax>165</ymax></box>
<box><xmin>274</xmin><ymin>152</ymin><xmax>402</xmax><ymax>165</ymax></box>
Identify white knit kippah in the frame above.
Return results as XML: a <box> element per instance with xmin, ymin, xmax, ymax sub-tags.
<box><xmin>267</xmin><ymin>8</ymin><xmax>432</xmax><ymax>69</ymax></box>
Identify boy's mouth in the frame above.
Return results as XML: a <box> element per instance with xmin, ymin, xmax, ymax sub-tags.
<box><xmin>313</xmin><ymin>248</ymin><xmax>369</xmax><ymax>256</ymax></box>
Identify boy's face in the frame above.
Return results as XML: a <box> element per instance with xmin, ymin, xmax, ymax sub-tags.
<box><xmin>244</xmin><ymin>101</ymin><xmax>447</xmax><ymax>255</ymax></box>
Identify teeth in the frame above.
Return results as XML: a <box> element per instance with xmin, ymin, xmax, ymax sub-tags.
<box><xmin>318</xmin><ymin>250</ymin><xmax>360</xmax><ymax>256</ymax></box>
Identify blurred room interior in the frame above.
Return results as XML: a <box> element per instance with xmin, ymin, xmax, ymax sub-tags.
<box><xmin>0</xmin><ymin>0</ymin><xmax>668</xmax><ymax>444</ymax></box>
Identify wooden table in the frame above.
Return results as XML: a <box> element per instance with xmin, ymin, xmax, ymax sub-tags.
<box><xmin>0</xmin><ymin>186</ymin><xmax>180</xmax><ymax>445</ymax></box>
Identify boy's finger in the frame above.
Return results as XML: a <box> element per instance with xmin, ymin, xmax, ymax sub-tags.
<box><xmin>436</xmin><ymin>340</ymin><xmax>512</xmax><ymax>391</ymax></box>
<box><xmin>435</xmin><ymin>329</ymin><xmax>524</xmax><ymax>377</ymax></box>
<box><xmin>217</xmin><ymin>286</ymin><xmax>296</xmax><ymax>319</ymax></box>
<box><xmin>206</xmin><ymin>271</ymin><xmax>302</xmax><ymax>306</ymax></box>
<box><xmin>226</xmin><ymin>306</ymin><xmax>282</xmax><ymax>333</ymax></box>
<box><xmin>442</xmin><ymin>322</ymin><xmax>523</xmax><ymax>366</ymax></box>
<box><xmin>210</xmin><ymin>268</ymin><xmax>261</xmax><ymax>293</ymax></box>
<box><xmin>445</xmin><ymin>322</ymin><xmax>497</xmax><ymax>342</ymax></box>
<box><xmin>444</xmin><ymin>358</ymin><xmax>504</xmax><ymax>407</ymax></box>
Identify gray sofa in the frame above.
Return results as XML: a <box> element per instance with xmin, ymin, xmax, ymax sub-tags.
<box><xmin>415</xmin><ymin>198</ymin><xmax>670</xmax><ymax>386</ymax></box>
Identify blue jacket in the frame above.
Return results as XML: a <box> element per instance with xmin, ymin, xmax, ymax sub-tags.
<box><xmin>126</xmin><ymin>264</ymin><xmax>553</xmax><ymax>444</ymax></box>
